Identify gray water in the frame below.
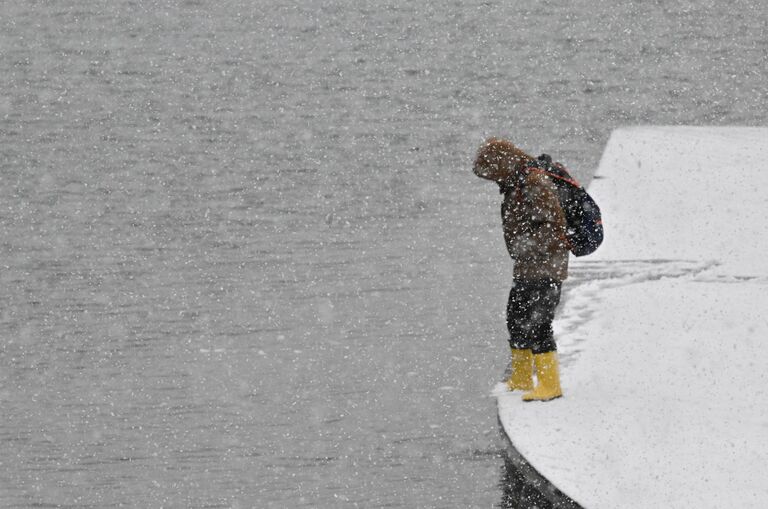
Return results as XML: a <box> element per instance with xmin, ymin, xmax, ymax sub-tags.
<box><xmin>1</xmin><ymin>1</ymin><xmax>766</xmax><ymax>507</ymax></box>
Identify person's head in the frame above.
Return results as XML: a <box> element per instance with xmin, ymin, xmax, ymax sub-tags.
<box><xmin>473</xmin><ymin>138</ymin><xmax>534</xmax><ymax>175</ymax></box>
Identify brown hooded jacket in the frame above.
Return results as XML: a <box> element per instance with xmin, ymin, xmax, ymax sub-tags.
<box><xmin>473</xmin><ymin>138</ymin><xmax>569</xmax><ymax>282</ymax></box>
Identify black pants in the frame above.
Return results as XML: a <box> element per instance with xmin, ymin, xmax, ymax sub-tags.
<box><xmin>506</xmin><ymin>279</ymin><xmax>562</xmax><ymax>354</ymax></box>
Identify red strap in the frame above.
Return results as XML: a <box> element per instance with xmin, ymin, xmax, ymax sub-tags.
<box><xmin>526</xmin><ymin>167</ymin><xmax>582</xmax><ymax>188</ymax></box>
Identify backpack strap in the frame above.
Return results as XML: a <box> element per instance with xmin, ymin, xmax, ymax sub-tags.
<box><xmin>525</xmin><ymin>155</ymin><xmax>582</xmax><ymax>188</ymax></box>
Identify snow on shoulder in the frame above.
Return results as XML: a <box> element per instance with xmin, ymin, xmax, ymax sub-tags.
<box><xmin>496</xmin><ymin>127</ymin><xmax>768</xmax><ymax>509</ymax></box>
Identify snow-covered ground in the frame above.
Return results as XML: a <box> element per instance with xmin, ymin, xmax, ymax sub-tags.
<box><xmin>496</xmin><ymin>127</ymin><xmax>768</xmax><ymax>509</ymax></box>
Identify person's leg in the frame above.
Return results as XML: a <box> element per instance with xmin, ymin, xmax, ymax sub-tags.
<box><xmin>523</xmin><ymin>281</ymin><xmax>564</xmax><ymax>401</ymax></box>
<box><xmin>529</xmin><ymin>280</ymin><xmax>562</xmax><ymax>355</ymax></box>
<box><xmin>505</xmin><ymin>282</ymin><xmax>534</xmax><ymax>391</ymax></box>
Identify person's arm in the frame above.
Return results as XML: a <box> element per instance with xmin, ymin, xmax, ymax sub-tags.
<box><xmin>502</xmin><ymin>191</ymin><xmax>535</xmax><ymax>260</ymax></box>
<box><xmin>504</xmin><ymin>177</ymin><xmax>566</xmax><ymax>257</ymax></box>
<box><xmin>530</xmin><ymin>178</ymin><xmax>569</xmax><ymax>255</ymax></box>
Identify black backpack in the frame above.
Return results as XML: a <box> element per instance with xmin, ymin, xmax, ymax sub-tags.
<box><xmin>500</xmin><ymin>154</ymin><xmax>604</xmax><ymax>257</ymax></box>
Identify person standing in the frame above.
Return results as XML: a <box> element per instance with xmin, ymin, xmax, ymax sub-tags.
<box><xmin>473</xmin><ymin>138</ymin><xmax>569</xmax><ymax>401</ymax></box>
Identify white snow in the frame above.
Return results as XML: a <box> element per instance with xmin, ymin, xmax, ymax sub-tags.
<box><xmin>496</xmin><ymin>127</ymin><xmax>768</xmax><ymax>509</ymax></box>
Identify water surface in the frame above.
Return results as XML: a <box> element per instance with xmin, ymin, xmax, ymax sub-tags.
<box><xmin>1</xmin><ymin>1</ymin><xmax>766</xmax><ymax>507</ymax></box>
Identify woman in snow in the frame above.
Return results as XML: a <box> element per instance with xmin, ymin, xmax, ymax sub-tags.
<box><xmin>472</xmin><ymin>138</ymin><xmax>569</xmax><ymax>401</ymax></box>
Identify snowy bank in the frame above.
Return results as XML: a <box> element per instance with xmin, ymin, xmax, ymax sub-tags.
<box><xmin>496</xmin><ymin>127</ymin><xmax>768</xmax><ymax>509</ymax></box>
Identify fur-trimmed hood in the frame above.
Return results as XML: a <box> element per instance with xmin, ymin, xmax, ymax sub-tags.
<box><xmin>473</xmin><ymin>137</ymin><xmax>535</xmax><ymax>182</ymax></box>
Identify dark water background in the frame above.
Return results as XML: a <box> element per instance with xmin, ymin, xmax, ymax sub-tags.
<box><xmin>1</xmin><ymin>0</ymin><xmax>766</xmax><ymax>507</ymax></box>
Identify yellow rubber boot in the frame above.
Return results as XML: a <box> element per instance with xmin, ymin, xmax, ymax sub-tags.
<box><xmin>522</xmin><ymin>351</ymin><xmax>563</xmax><ymax>401</ymax></box>
<box><xmin>506</xmin><ymin>348</ymin><xmax>534</xmax><ymax>391</ymax></box>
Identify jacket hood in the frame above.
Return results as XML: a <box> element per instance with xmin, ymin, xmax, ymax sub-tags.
<box><xmin>474</xmin><ymin>138</ymin><xmax>534</xmax><ymax>176</ymax></box>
